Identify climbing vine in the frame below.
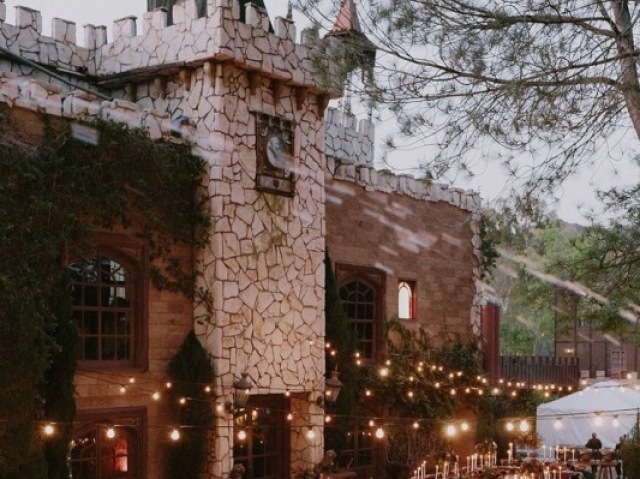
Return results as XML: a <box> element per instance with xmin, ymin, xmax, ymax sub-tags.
<box><xmin>0</xmin><ymin>109</ymin><xmax>210</xmax><ymax>478</ymax></box>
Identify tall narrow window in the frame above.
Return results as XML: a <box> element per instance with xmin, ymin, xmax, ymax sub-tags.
<box><xmin>398</xmin><ymin>281</ymin><xmax>415</xmax><ymax>320</ymax></box>
<box><xmin>340</xmin><ymin>279</ymin><xmax>377</xmax><ymax>360</ymax></box>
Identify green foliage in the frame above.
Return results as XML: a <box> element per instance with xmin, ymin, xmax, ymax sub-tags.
<box><xmin>479</xmin><ymin>212</ymin><xmax>499</xmax><ymax>280</ymax></box>
<box><xmin>620</xmin><ymin>434</ymin><xmax>640</xmax><ymax>479</ymax></box>
<box><xmin>476</xmin><ymin>390</ymin><xmax>544</xmax><ymax>456</ymax></box>
<box><xmin>42</xmin><ymin>274</ymin><xmax>77</xmax><ymax>479</ymax></box>
<box><xmin>368</xmin><ymin>320</ymin><xmax>483</xmax><ymax>465</ymax></box>
<box><xmin>323</xmin><ymin>254</ymin><xmax>360</xmax><ymax>456</ymax></box>
<box><xmin>166</xmin><ymin>331</ymin><xmax>215</xmax><ymax>479</ymax></box>
<box><xmin>0</xmin><ymin>112</ymin><xmax>210</xmax><ymax>477</ymax></box>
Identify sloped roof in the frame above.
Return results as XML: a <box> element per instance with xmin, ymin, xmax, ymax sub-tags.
<box><xmin>330</xmin><ymin>0</ymin><xmax>362</xmax><ymax>35</ymax></box>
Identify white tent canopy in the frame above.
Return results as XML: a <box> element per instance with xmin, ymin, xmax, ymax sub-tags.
<box><xmin>536</xmin><ymin>380</ymin><xmax>640</xmax><ymax>449</ymax></box>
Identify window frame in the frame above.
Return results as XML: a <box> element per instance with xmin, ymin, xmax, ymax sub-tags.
<box><xmin>232</xmin><ymin>394</ymin><xmax>290</xmax><ymax>479</ymax></box>
<box><xmin>69</xmin><ymin>406</ymin><xmax>147</xmax><ymax>479</ymax></box>
<box><xmin>335</xmin><ymin>263</ymin><xmax>386</xmax><ymax>364</ymax></box>
<box><xmin>68</xmin><ymin>234</ymin><xmax>148</xmax><ymax>372</ymax></box>
<box><xmin>397</xmin><ymin>279</ymin><xmax>416</xmax><ymax>321</ymax></box>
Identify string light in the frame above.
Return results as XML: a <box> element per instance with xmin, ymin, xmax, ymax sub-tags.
<box><xmin>506</xmin><ymin>421</ymin><xmax>515</xmax><ymax>432</ymax></box>
<box><xmin>152</xmin><ymin>391</ymin><xmax>161</xmax><ymax>401</ymax></box>
<box><xmin>461</xmin><ymin>421</ymin><xmax>469</xmax><ymax>432</ymax></box>
<box><xmin>237</xmin><ymin>430</ymin><xmax>247</xmax><ymax>441</ymax></box>
<box><xmin>43</xmin><ymin>423</ymin><xmax>55</xmax><ymax>436</ymax></box>
<box><xmin>412</xmin><ymin>421</ymin><xmax>419</xmax><ymax>429</ymax></box>
<box><xmin>106</xmin><ymin>426</ymin><xmax>116</xmax><ymax>439</ymax></box>
<box><xmin>119</xmin><ymin>385</ymin><xmax>126</xmax><ymax>394</ymax></box>
<box><xmin>179</xmin><ymin>397</ymin><xmax>186</xmax><ymax>405</ymax></box>
<box><xmin>306</xmin><ymin>428</ymin><xmax>316</xmax><ymax>440</ymax></box>
<box><xmin>170</xmin><ymin>428</ymin><xmax>180</xmax><ymax>441</ymax></box>
<box><xmin>554</xmin><ymin>418</ymin><xmax>563</xmax><ymax>429</ymax></box>
<box><xmin>375</xmin><ymin>427</ymin><xmax>385</xmax><ymax>439</ymax></box>
<box><xmin>445</xmin><ymin>424</ymin><xmax>457</xmax><ymax>437</ymax></box>
<box><xmin>519</xmin><ymin>419</ymin><xmax>530</xmax><ymax>432</ymax></box>
<box><xmin>287</xmin><ymin>413</ymin><xmax>293</xmax><ymax>421</ymax></box>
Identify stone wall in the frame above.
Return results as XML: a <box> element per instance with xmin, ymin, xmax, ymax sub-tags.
<box><xmin>0</xmin><ymin>1</ymin><xmax>485</xmax><ymax>477</ymax></box>
<box><xmin>0</xmin><ymin>0</ymin><xmax>336</xmax><ymax>476</ymax></box>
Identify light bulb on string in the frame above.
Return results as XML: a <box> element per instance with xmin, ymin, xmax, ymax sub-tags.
<box><xmin>43</xmin><ymin>423</ymin><xmax>55</xmax><ymax>437</ymax></box>
<box><xmin>204</xmin><ymin>385</ymin><xmax>211</xmax><ymax>393</ymax></box>
<box><xmin>375</xmin><ymin>427</ymin><xmax>385</xmax><ymax>439</ymax></box>
<box><xmin>166</xmin><ymin>382</ymin><xmax>172</xmax><ymax>389</ymax></box>
<box><xmin>506</xmin><ymin>421</ymin><xmax>515</xmax><ymax>432</ymax></box>
<box><xmin>519</xmin><ymin>419</ymin><xmax>530</xmax><ymax>432</ymax></box>
<box><xmin>306</xmin><ymin>428</ymin><xmax>316</xmax><ymax>440</ymax></box>
<box><xmin>170</xmin><ymin>428</ymin><xmax>180</xmax><ymax>441</ymax></box>
<box><xmin>461</xmin><ymin>421</ymin><xmax>469</xmax><ymax>432</ymax></box>
<box><xmin>119</xmin><ymin>385</ymin><xmax>126</xmax><ymax>394</ymax></box>
<box><xmin>325</xmin><ymin>415</ymin><xmax>332</xmax><ymax>423</ymax></box>
<box><xmin>593</xmin><ymin>414</ymin><xmax>603</xmax><ymax>427</ymax></box>
<box><xmin>412</xmin><ymin>421</ymin><xmax>420</xmax><ymax>430</ymax></box>
<box><xmin>237</xmin><ymin>430</ymin><xmax>247</xmax><ymax>441</ymax></box>
<box><xmin>128</xmin><ymin>377</ymin><xmax>135</xmax><ymax>384</ymax></box>
<box><xmin>152</xmin><ymin>391</ymin><xmax>161</xmax><ymax>401</ymax></box>
<box><xmin>179</xmin><ymin>397</ymin><xmax>186</xmax><ymax>405</ymax></box>
<box><xmin>445</xmin><ymin>424</ymin><xmax>457</xmax><ymax>437</ymax></box>
<box><xmin>287</xmin><ymin>413</ymin><xmax>293</xmax><ymax>421</ymax></box>
<box><xmin>106</xmin><ymin>426</ymin><xmax>116</xmax><ymax>439</ymax></box>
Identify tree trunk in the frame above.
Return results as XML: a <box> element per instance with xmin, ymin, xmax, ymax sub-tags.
<box><xmin>611</xmin><ymin>0</ymin><xmax>640</xmax><ymax>140</ymax></box>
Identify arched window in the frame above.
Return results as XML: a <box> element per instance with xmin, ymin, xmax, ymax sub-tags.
<box><xmin>68</xmin><ymin>242</ymin><xmax>144</xmax><ymax>368</ymax></box>
<box><xmin>340</xmin><ymin>279</ymin><xmax>377</xmax><ymax>360</ymax></box>
<box><xmin>69</xmin><ymin>409</ymin><xmax>144</xmax><ymax>479</ymax></box>
<box><xmin>398</xmin><ymin>281</ymin><xmax>415</xmax><ymax>320</ymax></box>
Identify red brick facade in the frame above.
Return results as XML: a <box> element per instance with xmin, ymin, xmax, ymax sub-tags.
<box><xmin>325</xmin><ymin>177</ymin><xmax>478</xmax><ymax>342</ymax></box>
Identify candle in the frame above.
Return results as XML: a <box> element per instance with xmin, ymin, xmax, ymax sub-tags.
<box><xmin>436</xmin><ymin>465</ymin><xmax>439</xmax><ymax>479</ymax></box>
<box><xmin>572</xmin><ymin>449</ymin><xmax>575</xmax><ymax>461</ymax></box>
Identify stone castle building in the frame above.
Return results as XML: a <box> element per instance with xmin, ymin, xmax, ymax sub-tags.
<box><xmin>0</xmin><ymin>0</ymin><xmax>483</xmax><ymax>477</ymax></box>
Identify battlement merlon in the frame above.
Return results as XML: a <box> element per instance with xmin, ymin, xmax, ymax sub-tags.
<box><xmin>0</xmin><ymin>0</ymin><xmax>343</xmax><ymax>98</ymax></box>
<box><xmin>324</xmin><ymin>107</ymin><xmax>375</xmax><ymax>165</ymax></box>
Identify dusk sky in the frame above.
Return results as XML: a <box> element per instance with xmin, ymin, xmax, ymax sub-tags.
<box><xmin>3</xmin><ymin>0</ymin><xmax>634</xmax><ymax>224</ymax></box>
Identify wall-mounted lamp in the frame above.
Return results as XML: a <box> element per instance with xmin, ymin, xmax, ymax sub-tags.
<box><xmin>317</xmin><ymin>370</ymin><xmax>343</xmax><ymax>406</ymax></box>
<box><xmin>226</xmin><ymin>373</ymin><xmax>252</xmax><ymax>413</ymax></box>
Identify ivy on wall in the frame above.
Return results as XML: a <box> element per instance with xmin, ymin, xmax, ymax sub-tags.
<box><xmin>0</xmin><ymin>110</ymin><xmax>210</xmax><ymax>478</ymax></box>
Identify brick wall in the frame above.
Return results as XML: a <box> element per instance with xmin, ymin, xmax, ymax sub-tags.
<box><xmin>325</xmin><ymin>177</ymin><xmax>477</xmax><ymax>342</ymax></box>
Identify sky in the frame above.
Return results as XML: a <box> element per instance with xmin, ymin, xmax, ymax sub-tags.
<box><xmin>3</xmin><ymin>0</ymin><xmax>636</xmax><ymax>225</ymax></box>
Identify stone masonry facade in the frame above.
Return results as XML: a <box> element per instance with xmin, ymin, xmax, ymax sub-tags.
<box><xmin>0</xmin><ymin>0</ymin><xmax>483</xmax><ymax>477</ymax></box>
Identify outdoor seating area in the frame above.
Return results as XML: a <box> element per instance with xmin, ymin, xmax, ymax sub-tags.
<box><xmin>410</xmin><ymin>448</ymin><xmax>623</xmax><ymax>479</ymax></box>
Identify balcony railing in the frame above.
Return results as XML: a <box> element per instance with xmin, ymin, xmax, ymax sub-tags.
<box><xmin>500</xmin><ymin>356</ymin><xmax>579</xmax><ymax>387</ymax></box>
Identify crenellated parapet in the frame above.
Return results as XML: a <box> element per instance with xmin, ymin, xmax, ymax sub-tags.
<box><xmin>0</xmin><ymin>72</ymin><xmax>196</xmax><ymax>141</ymax></box>
<box><xmin>324</xmin><ymin>107</ymin><xmax>375</xmax><ymax>165</ymax></box>
<box><xmin>0</xmin><ymin>0</ymin><xmax>340</xmax><ymax>97</ymax></box>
